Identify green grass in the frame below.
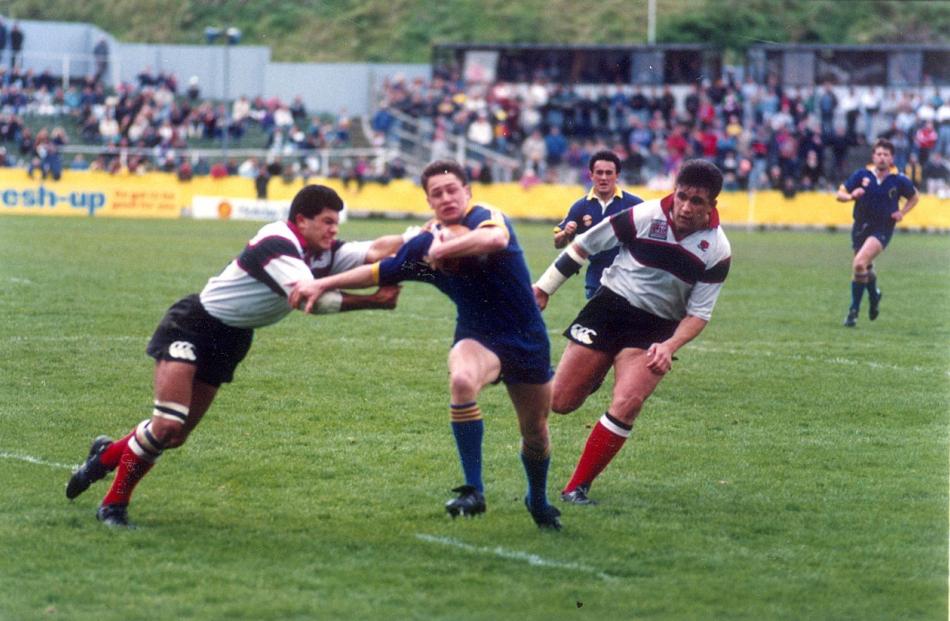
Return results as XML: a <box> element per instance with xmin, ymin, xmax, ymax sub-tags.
<box><xmin>1</xmin><ymin>215</ymin><xmax>948</xmax><ymax>620</ymax></box>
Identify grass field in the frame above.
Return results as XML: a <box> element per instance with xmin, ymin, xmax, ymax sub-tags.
<box><xmin>1</xmin><ymin>214</ymin><xmax>948</xmax><ymax>620</ymax></box>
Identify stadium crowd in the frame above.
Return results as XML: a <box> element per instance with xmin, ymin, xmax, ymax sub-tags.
<box><xmin>1</xmin><ymin>58</ymin><xmax>949</xmax><ymax>195</ymax></box>
<box><xmin>372</xmin><ymin>69</ymin><xmax>950</xmax><ymax>194</ymax></box>
<box><xmin>0</xmin><ymin>66</ymin><xmax>355</xmax><ymax>186</ymax></box>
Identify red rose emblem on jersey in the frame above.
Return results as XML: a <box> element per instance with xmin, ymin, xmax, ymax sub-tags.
<box><xmin>699</xmin><ymin>240</ymin><xmax>709</xmax><ymax>251</ymax></box>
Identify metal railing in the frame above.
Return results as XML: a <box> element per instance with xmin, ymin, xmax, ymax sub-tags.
<box><xmin>377</xmin><ymin>108</ymin><xmax>522</xmax><ymax>181</ymax></box>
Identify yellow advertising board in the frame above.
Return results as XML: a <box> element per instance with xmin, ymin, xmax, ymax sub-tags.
<box><xmin>1</xmin><ymin>168</ymin><xmax>948</xmax><ymax>230</ymax></box>
<box><xmin>0</xmin><ymin>169</ymin><xmax>181</xmax><ymax>218</ymax></box>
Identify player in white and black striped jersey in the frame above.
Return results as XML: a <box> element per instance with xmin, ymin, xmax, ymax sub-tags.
<box><xmin>65</xmin><ymin>184</ymin><xmax>408</xmax><ymax>527</ymax></box>
<box><xmin>533</xmin><ymin>160</ymin><xmax>731</xmax><ymax>506</ymax></box>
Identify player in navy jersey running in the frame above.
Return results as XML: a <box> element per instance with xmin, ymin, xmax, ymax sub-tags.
<box><xmin>553</xmin><ymin>150</ymin><xmax>642</xmax><ymax>299</ymax></box>
<box><xmin>65</xmin><ymin>185</ymin><xmax>405</xmax><ymax>527</ymax></box>
<box><xmin>534</xmin><ymin>159</ymin><xmax>731</xmax><ymax>505</ymax></box>
<box><xmin>836</xmin><ymin>138</ymin><xmax>918</xmax><ymax>327</ymax></box>
<box><xmin>291</xmin><ymin>160</ymin><xmax>562</xmax><ymax>530</ymax></box>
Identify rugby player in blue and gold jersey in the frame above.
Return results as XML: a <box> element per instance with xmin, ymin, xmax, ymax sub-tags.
<box><xmin>836</xmin><ymin>138</ymin><xmax>919</xmax><ymax>327</ymax></box>
<box><xmin>290</xmin><ymin>160</ymin><xmax>562</xmax><ymax>530</ymax></box>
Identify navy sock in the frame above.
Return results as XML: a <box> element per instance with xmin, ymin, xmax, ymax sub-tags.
<box><xmin>521</xmin><ymin>445</ymin><xmax>551</xmax><ymax>511</ymax></box>
<box><xmin>450</xmin><ymin>410</ymin><xmax>484</xmax><ymax>493</ymax></box>
<box><xmin>867</xmin><ymin>275</ymin><xmax>879</xmax><ymax>302</ymax></box>
<box><xmin>850</xmin><ymin>280</ymin><xmax>866</xmax><ymax>311</ymax></box>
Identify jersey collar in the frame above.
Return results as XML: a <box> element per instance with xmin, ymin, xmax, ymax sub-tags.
<box><xmin>586</xmin><ymin>186</ymin><xmax>624</xmax><ymax>202</ymax></box>
<box><xmin>286</xmin><ymin>220</ymin><xmax>310</xmax><ymax>253</ymax></box>
<box><xmin>865</xmin><ymin>164</ymin><xmax>899</xmax><ymax>176</ymax></box>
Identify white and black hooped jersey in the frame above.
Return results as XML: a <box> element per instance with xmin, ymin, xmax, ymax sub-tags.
<box><xmin>199</xmin><ymin>220</ymin><xmax>371</xmax><ymax>328</ymax></box>
<box><xmin>577</xmin><ymin>194</ymin><xmax>731</xmax><ymax>321</ymax></box>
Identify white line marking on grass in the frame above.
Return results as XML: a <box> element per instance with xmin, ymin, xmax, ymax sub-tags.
<box><xmin>690</xmin><ymin>343</ymin><xmax>950</xmax><ymax>377</ymax></box>
<box><xmin>0</xmin><ymin>451</ymin><xmax>74</xmax><ymax>470</ymax></box>
<box><xmin>8</xmin><ymin>277</ymin><xmax>34</xmax><ymax>285</ymax></box>
<box><xmin>415</xmin><ymin>533</ymin><xmax>616</xmax><ymax>581</ymax></box>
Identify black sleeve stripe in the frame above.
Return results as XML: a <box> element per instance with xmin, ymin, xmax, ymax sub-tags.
<box><xmin>237</xmin><ymin>236</ymin><xmax>300</xmax><ymax>297</ymax></box>
<box><xmin>700</xmin><ymin>257</ymin><xmax>731</xmax><ymax>283</ymax></box>
<box><xmin>555</xmin><ymin>253</ymin><xmax>583</xmax><ymax>277</ymax></box>
<box><xmin>610</xmin><ymin>208</ymin><xmax>637</xmax><ymax>244</ymax></box>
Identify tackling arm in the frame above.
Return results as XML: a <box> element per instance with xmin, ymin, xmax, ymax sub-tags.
<box><xmin>532</xmin><ymin>241</ymin><xmax>589</xmax><ymax>309</ymax></box>
<box><xmin>364</xmin><ymin>234</ymin><xmax>406</xmax><ymax>263</ymax></box>
<box><xmin>289</xmin><ymin>263</ymin><xmax>379</xmax><ymax>314</ymax></box>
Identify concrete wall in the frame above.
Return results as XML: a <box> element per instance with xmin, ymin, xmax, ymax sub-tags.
<box><xmin>265</xmin><ymin>62</ymin><xmax>429</xmax><ymax>115</ymax></box>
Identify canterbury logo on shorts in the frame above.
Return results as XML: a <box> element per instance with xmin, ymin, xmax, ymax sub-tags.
<box><xmin>569</xmin><ymin>324</ymin><xmax>597</xmax><ymax>345</ymax></box>
<box><xmin>168</xmin><ymin>340</ymin><xmax>197</xmax><ymax>361</ymax></box>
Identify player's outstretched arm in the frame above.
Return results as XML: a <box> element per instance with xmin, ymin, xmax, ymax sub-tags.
<box><xmin>365</xmin><ymin>233</ymin><xmax>410</xmax><ymax>263</ymax></box>
<box><xmin>290</xmin><ymin>264</ymin><xmax>378</xmax><ymax>313</ymax></box>
<box><xmin>533</xmin><ymin>241</ymin><xmax>589</xmax><ymax>302</ymax></box>
<box><xmin>340</xmin><ymin>285</ymin><xmax>400</xmax><ymax>311</ymax></box>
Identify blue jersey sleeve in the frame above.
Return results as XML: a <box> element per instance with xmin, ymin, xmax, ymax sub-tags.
<box><xmin>843</xmin><ymin>170</ymin><xmax>865</xmax><ymax>193</ymax></box>
<box><xmin>556</xmin><ymin>199</ymin><xmax>586</xmax><ymax>230</ymax></box>
<box><xmin>898</xmin><ymin>175</ymin><xmax>917</xmax><ymax>198</ymax></box>
<box><xmin>377</xmin><ymin>232</ymin><xmax>436</xmax><ymax>286</ymax></box>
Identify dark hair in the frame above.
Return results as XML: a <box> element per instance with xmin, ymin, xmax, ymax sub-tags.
<box><xmin>420</xmin><ymin>160</ymin><xmax>468</xmax><ymax>192</ymax></box>
<box><xmin>288</xmin><ymin>184</ymin><xmax>343</xmax><ymax>221</ymax></box>
<box><xmin>588</xmin><ymin>149</ymin><xmax>622</xmax><ymax>174</ymax></box>
<box><xmin>872</xmin><ymin>138</ymin><xmax>895</xmax><ymax>155</ymax></box>
<box><xmin>675</xmin><ymin>159</ymin><xmax>724</xmax><ymax>199</ymax></box>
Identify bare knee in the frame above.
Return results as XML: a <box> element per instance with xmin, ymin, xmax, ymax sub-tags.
<box><xmin>149</xmin><ymin>417</ymin><xmax>188</xmax><ymax>449</ymax></box>
<box><xmin>449</xmin><ymin>371</ymin><xmax>481</xmax><ymax>402</ymax></box>
<box><xmin>551</xmin><ymin>386</ymin><xmax>585</xmax><ymax>414</ymax></box>
<box><xmin>610</xmin><ymin>394</ymin><xmax>645</xmax><ymax>424</ymax></box>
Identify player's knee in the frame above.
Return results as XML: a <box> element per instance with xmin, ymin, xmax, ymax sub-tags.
<box><xmin>449</xmin><ymin>371</ymin><xmax>481</xmax><ymax>401</ymax></box>
<box><xmin>551</xmin><ymin>387</ymin><xmax>584</xmax><ymax>414</ymax></box>
<box><xmin>149</xmin><ymin>400</ymin><xmax>190</xmax><ymax>448</ymax></box>
<box><xmin>611</xmin><ymin>394</ymin><xmax>645</xmax><ymax>421</ymax></box>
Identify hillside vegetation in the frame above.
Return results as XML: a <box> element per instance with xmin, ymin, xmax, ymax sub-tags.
<box><xmin>3</xmin><ymin>0</ymin><xmax>948</xmax><ymax>62</ymax></box>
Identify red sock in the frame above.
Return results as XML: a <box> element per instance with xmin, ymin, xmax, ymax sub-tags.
<box><xmin>102</xmin><ymin>445</ymin><xmax>155</xmax><ymax>506</ymax></box>
<box><xmin>101</xmin><ymin>421</ymin><xmax>163</xmax><ymax>507</ymax></box>
<box><xmin>563</xmin><ymin>413</ymin><xmax>631</xmax><ymax>493</ymax></box>
<box><xmin>99</xmin><ymin>430</ymin><xmax>134</xmax><ymax>469</ymax></box>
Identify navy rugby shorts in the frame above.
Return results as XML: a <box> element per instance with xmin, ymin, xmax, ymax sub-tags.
<box><xmin>852</xmin><ymin>221</ymin><xmax>894</xmax><ymax>251</ymax></box>
<box><xmin>564</xmin><ymin>287</ymin><xmax>678</xmax><ymax>356</ymax></box>
<box><xmin>454</xmin><ymin>327</ymin><xmax>553</xmax><ymax>385</ymax></box>
<box><xmin>146</xmin><ymin>294</ymin><xmax>253</xmax><ymax>387</ymax></box>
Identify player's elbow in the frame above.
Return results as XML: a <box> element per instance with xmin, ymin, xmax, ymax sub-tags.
<box><xmin>484</xmin><ymin>229</ymin><xmax>509</xmax><ymax>252</ymax></box>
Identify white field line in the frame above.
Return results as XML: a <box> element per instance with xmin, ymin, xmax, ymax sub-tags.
<box><xmin>0</xmin><ymin>451</ymin><xmax>74</xmax><ymax>470</ymax></box>
<box><xmin>687</xmin><ymin>343</ymin><xmax>950</xmax><ymax>377</ymax></box>
<box><xmin>415</xmin><ymin>533</ymin><xmax>616</xmax><ymax>581</ymax></box>
<box><xmin>5</xmin><ymin>335</ymin><xmax>947</xmax><ymax>376</ymax></box>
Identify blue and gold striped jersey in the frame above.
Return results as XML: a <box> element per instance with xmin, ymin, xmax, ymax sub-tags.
<box><xmin>375</xmin><ymin>204</ymin><xmax>549</xmax><ymax>354</ymax></box>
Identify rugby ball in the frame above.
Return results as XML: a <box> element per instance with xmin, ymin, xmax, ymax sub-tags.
<box><xmin>434</xmin><ymin>223</ymin><xmax>469</xmax><ymax>273</ymax></box>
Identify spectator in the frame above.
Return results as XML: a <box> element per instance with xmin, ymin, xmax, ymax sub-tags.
<box><xmin>186</xmin><ymin>76</ymin><xmax>200</xmax><ymax>102</ymax></box>
<box><xmin>0</xmin><ymin>19</ymin><xmax>7</xmax><ymax>69</ymax></box>
<box><xmin>9</xmin><ymin>22</ymin><xmax>23</xmax><ymax>71</ymax></box>
<box><xmin>93</xmin><ymin>38</ymin><xmax>109</xmax><ymax>85</ymax></box>
<box><xmin>922</xmin><ymin>151</ymin><xmax>949</xmax><ymax>194</ymax></box>
<box><xmin>521</xmin><ymin>129</ymin><xmax>547</xmax><ymax>176</ymax></box>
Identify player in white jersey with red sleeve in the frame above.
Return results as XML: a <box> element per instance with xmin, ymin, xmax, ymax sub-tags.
<box><xmin>533</xmin><ymin>159</ymin><xmax>731</xmax><ymax>505</ymax></box>
<box><xmin>64</xmin><ymin>184</ymin><xmax>406</xmax><ymax>527</ymax></box>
